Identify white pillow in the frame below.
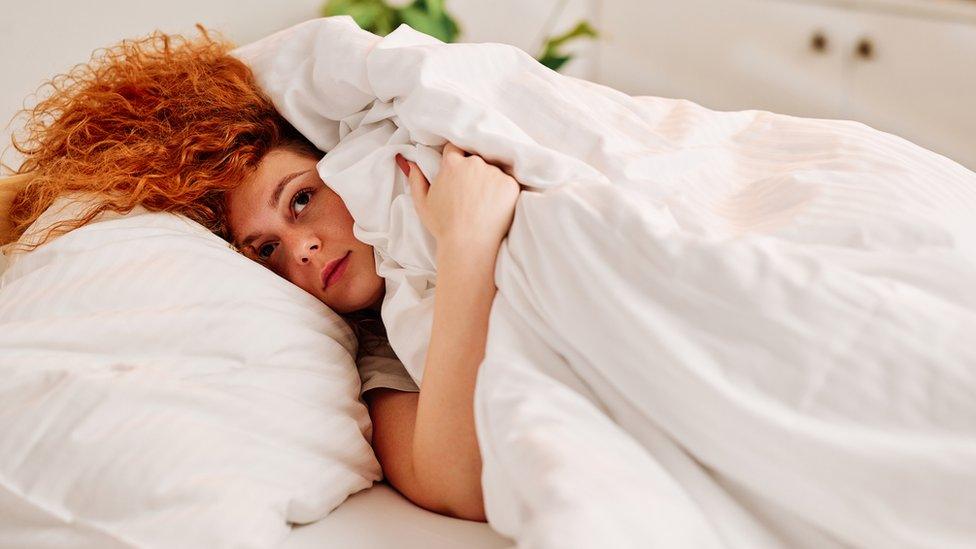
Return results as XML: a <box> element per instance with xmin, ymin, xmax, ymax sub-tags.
<box><xmin>0</xmin><ymin>196</ymin><xmax>380</xmax><ymax>548</ymax></box>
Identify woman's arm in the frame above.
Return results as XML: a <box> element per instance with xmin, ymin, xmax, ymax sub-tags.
<box><xmin>408</xmin><ymin>143</ymin><xmax>518</xmax><ymax>521</ymax></box>
<box><xmin>368</xmin><ymin>143</ymin><xmax>517</xmax><ymax>522</ymax></box>
<box><xmin>362</xmin><ymin>243</ymin><xmax>494</xmax><ymax>521</ymax></box>
<box><xmin>410</xmin><ymin>236</ymin><xmax>498</xmax><ymax>521</ymax></box>
<box><xmin>362</xmin><ymin>389</ymin><xmax>452</xmax><ymax>514</ymax></box>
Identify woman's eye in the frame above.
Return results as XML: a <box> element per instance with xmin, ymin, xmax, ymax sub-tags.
<box><xmin>257</xmin><ymin>242</ymin><xmax>277</xmax><ymax>259</ymax></box>
<box><xmin>292</xmin><ymin>188</ymin><xmax>313</xmax><ymax>216</ymax></box>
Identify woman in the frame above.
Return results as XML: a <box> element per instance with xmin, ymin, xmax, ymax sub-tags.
<box><xmin>1</xmin><ymin>28</ymin><xmax>517</xmax><ymax>522</ymax></box>
<box><xmin>225</xmin><ymin>138</ymin><xmax>518</xmax><ymax>523</ymax></box>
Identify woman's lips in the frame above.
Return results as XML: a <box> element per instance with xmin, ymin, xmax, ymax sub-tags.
<box><xmin>321</xmin><ymin>251</ymin><xmax>351</xmax><ymax>290</ymax></box>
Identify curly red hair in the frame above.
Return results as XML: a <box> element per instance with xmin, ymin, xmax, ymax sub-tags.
<box><xmin>3</xmin><ymin>25</ymin><xmax>318</xmax><ymax>252</ymax></box>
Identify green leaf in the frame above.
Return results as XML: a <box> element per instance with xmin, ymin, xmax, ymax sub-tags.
<box><xmin>321</xmin><ymin>0</ymin><xmax>353</xmax><ymax>16</ymax></box>
<box><xmin>321</xmin><ymin>0</ymin><xmax>400</xmax><ymax>35</ymax></box>
<box><xmin>538</xmin><ymin>54</ymin><xmax>571</xmax><ymax>72</ymax></box>
<box><xmin>372</xmin><ymin>7</ymin><xmax>402</xmax><ymax>35</ymax></box>
<box><xmin>398</xmin><ymin>4</ymin><xmax>459</xmax><ymax>42</ymax></box>
<box><xmin>441</xmin><ymin>11</ymin><xmax>460</xmax><ymax>42</ymax></box>
<box><xmin>537</xmin><ymin>20</ymin><xmax>598</xmax><ymax>72</ymax></box>
<box><xmin>350</xmin><ymin>4</ymin><xmax>383</xmax><ymax>30</ymax></box>
<box><xmin>547</xmin><ymin>21</ymin><xmax>598</xmax><ymax>50</ymax></box>
<box><xmin>416</xmin><ymin>0</ymin><xmax>444</xmax><ymax>20</ymax></box>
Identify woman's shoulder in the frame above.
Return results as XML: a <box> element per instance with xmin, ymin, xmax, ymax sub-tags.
<box><xmin>350</xmin><ymin>311</ymin><xmax>394</xmax><ymax>360</ymax></box>
<box><xmin>348</xmin><ymin>310</ymin><xmax>419</xmax><ymax>396</ymax></box>
<box><xmin>356</xmin><ymin>323</ymin><xmax>398</xmax><ymax>361</ymax></box>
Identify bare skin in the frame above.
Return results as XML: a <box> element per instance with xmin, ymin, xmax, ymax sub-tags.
<box><xmin>0</xmin><ymin>174</ymin><xmax>32</xmax><ymax>246</ymax></box>
<box><xmin>225</xmin><ymin>149</ymin><xmax>385</xmax><ymax>314</ymax></box>
<box><xmin>225</xmin><ymin>143</ymin><xmax>520</xmax><ymax>522</ymax></box>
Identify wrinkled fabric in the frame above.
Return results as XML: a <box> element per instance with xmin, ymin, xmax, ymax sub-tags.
<box><xmin>0</xmin><ymin>197</ymin><xmax>379</xmax><ymax>548</ymax></box>
<box><xmin>233</xmin><ymin>17</ymin><xmax>976</xmax><ymax>548</ymax></box>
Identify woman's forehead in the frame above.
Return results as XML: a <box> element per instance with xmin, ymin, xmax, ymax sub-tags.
<box><xmin>235</xmin><ymin>167</ymin><xmax>309</xmax><ymax>210</ymax></box>
<box><xmin>225</xmin><ymin>171</ymin><xmax>281</xmax><ymax>248</ymax></box>
<box><xmin>247</xmin><ymin>150</ymin><xmax>315</xmax><ymax>198</ymax></box>
<box><xmin>227</xmin><ymin>150</ymin><xmax>316</xmax><ymax>237</ymax></box>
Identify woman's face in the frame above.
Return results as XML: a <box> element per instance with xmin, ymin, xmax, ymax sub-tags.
<box><xmin>226</xmin><ymin>148</ymin><xmax>384</xmax><ymax>314</ymax></box>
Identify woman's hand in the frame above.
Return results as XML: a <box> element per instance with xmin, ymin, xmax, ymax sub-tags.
<box><xmin>397</xmin><ymin>143</ymin><xmax>520</xmax><ymax>250</ymax></box>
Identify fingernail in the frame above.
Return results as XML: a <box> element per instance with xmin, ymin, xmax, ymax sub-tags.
<box><xmin>395</xmin><ymin>154</ymin><xmax>410</xmax><ymax>176</ymax></box>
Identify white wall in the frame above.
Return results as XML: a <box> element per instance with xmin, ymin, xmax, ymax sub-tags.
<box><xmin>0</xmin><ymin>0</ymin><xmax>597</xmax><ymax>170</ymax></box>
<box><xmin>5</xmin><ymin>0</ymin><xmax>971</xmax><ymax>170</ymax></box>
<box><xmin>0</xmin><ymin>0</ymin><xmax>321</xmax><ymax>168</ymax></box>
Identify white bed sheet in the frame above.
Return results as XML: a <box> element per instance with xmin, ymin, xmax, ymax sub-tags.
<box><xmin>280</xmin><ymin>482</ymin><xmax>513</xmax><ymax>549</ymax></box>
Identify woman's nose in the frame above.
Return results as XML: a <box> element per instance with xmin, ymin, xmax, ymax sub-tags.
<box><xmin>295</xmin><ymin>239</ymin><xmax>320</xmax><ymax>265</ymax></box>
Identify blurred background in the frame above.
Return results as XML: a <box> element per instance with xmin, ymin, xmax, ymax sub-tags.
<box><xmin>1</xmin><ymin>0</ymin><xmax>974</xmax><ymax>170</ymax></box>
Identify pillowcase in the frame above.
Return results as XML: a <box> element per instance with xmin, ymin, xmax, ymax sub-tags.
<box><xmin>0</xmin><ymin>195</ymin><xmax>380</xmax><ymax>548</ymax></box>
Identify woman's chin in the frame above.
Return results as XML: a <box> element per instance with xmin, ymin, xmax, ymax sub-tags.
<box><xmin>322</xmin><ymin>294</ymin><xmax>354</xmax><ymax>314</ymax></box>
<box><xmin>322</xmin><ymin>285</ymin><xmax>384</xmax><ymax>314</ymax></box>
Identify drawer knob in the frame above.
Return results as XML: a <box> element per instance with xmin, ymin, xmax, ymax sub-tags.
<box><xmin>856</xmin><ymin>37</ymin><xmax>875</xmax><ymax>60</ymax></box>
<box><xmin>810</xmin><ymin>31</ymin><xmax>828</xmax><ymax>53</ymax></box>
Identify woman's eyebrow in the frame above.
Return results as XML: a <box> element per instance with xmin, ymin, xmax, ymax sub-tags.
<box><xmin>236</xmin><ymin>169</ymin><xmax>312</xmax><ymax>250</ymax></box>
<box><xmin>269</xmin><ymin>169</ymin><xmax>311</xmax><ymax>208</ymax></box>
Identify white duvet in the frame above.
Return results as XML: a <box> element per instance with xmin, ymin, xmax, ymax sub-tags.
<box><xmin>234</xmin><ymin>17</ymin><xmax>976</xmax><ymax>548</ymax></box>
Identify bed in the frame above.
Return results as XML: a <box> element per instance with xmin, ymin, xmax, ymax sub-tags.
<box><xmin>280</xmin><ymin>482</ymin><xmax>512</xmax><ymax>549</ymax></box>
<box><xmin>4</xmin><ymin>14</ymin><xmax>976</xmax><ymax>548</ymax></box>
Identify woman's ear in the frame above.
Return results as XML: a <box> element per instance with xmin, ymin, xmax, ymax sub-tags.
<box><xmin>0</xmin><ymin>173</ymin><xmax>33</xmax><ymax>246</ymax></box>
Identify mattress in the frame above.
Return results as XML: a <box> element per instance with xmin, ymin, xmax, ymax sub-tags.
<box><xmin>280</xmin><ymin>482</ymin><xmax>513</xmax><ymax>549</ymax></box>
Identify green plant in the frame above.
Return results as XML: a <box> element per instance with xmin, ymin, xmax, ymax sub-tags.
<box><xmin>321</xmin><ymin>0</ymin><xmax>597</xmax><ymax>72</ymax></box>
<box><xmin>537</xmin><ymin>20</ymin><xmax>598</xmax><ymax>72</ymax></box>
<box><xmin>322</xmin><ymin>0</ymin><xmax>459</xmax><ymax>43</ymax></box>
